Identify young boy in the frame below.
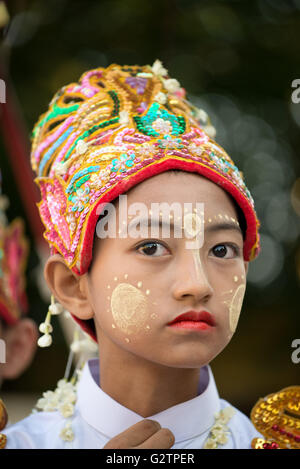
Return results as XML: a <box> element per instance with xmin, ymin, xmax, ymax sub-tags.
<box><xmin>4</xmin><ymin>62</ymin><xmax>264</xmax><ymax>449</ymax></box>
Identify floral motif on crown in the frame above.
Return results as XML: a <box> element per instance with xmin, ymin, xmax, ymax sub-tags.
<box><xmin>30</xmin><ymin>62</ymin><xmax>260</xmax><ymax>274</ymax></box>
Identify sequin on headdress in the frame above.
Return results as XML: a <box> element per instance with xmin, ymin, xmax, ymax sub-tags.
<box><xmin>0</xmin><ymin>172</ymin><xmax>28</xmax><ymax>325</ymax></box>
<box><xmin>31</xmin><ymin>62</ymin><xmax>260</xmax><ymax>278</ymax></box>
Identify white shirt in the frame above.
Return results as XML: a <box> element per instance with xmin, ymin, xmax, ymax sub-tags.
<box><xmin>4</xmin><ymin>358</ymin><xmax>262</xmax><ymax>449</ymax></box>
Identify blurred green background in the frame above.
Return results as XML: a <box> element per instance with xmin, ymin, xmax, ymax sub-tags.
<box><xmin>0</xmin><ymin>0</ymin><xmax>299</xmax><ymax>416</ymax></box>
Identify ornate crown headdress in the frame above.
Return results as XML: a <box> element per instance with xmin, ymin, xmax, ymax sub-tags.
<box><xmin>31</xmin><ymin>60</ymin><xmax>260</xmax><ymax>341</ymax></box>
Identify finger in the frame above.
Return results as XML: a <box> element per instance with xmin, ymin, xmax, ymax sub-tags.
<box><xmin>103</xmin><ymin>419</ymin><xmax>161</xmax><ymax>449</ymax></box>
<box><xmin>136</xmin><ymin>428</ymin><xmax>175</xmax><ymax>449</ymax></box>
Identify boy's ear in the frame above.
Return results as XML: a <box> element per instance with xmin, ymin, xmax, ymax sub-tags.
<box><xmin>44</xmin><ymin>254</ymin><xmax>94</xmax><ymax>320</ymax></box>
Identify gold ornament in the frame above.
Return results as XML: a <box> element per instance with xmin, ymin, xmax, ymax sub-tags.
<box><xmin>0</xmin><ymin>399</ymin><xmax>8</xmax><ymax>450</ymax></box>
<box><xmin>0</xmin><ymin>399</ymin><xmax>8</xmax><ymax>431</ymax></box>
<box><xmin>250</xmin><ymin>386</ymin><xmax>300</xmax><ymax>449</ymax></box>
<box><xmin>0</xmin><ymin>433</ymin><xmax>7</xmax><ymax>449</ymax></box>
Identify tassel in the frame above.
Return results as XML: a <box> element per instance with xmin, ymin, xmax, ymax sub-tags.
<box><xmin>37</xmin><ymin>295</ymin><xmax>64</xmax><ymax>348</ymax></box>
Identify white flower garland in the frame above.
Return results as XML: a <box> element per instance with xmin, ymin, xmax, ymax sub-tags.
<box><xmin>33</xmin><ymin>376</ymin><xmax>79</xmax><ymax>442</ymax></box>
<box><xmin>203</xmin><ymin>406</ymin><xmax>236</xmax><ymax>449</ymax></box>
<box><xmin>34</xmin><ymin>306</ymin><xmax>98</xmax><ymax>443</ymax></box>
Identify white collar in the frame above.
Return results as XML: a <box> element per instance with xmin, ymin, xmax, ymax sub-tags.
<box><xmin>77</xmin><ymin>358</ymin><xmax>220</xmax><ymax>443</ymax></box>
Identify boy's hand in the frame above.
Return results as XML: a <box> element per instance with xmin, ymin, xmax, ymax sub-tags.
<box><xmin>103</xmin><ymin>419</ymin><xmax>175</xmax><ymax>449</ymax></box>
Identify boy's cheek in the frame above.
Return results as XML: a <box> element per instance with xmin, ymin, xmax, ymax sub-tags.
<box><xmin>228</xmin><ymin>283</ymin><xmax>246</xmax><ymax>334</ymax></box>
<box><xmin>219</xmin><ymin>279</ymin><xmax>247</xmax><ymax>337</ymax></box>
<box><xmin>110</xmin><ymin>282</ymin><xmax>149</xmax><ymax>336</ymax></box>
<box><xmin>94</xmin><ymin>275</ymin><xmax>157</xmax><ymax>344</ymax></box>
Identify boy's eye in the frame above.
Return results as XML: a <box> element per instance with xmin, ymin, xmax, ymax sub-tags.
<box><xmin>210</xmin><ymin>243</ymin><xmax>240</xmax><ymax>259</ymax></box>
<box><xmin>136</xmin><ymin>241</ymin><xmax>169</xmax><ymax>257</ymax></box>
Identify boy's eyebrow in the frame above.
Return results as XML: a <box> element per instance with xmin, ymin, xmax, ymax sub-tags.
<box><xmin>205</xmin><ymin>221</ymin><xmax>243</xmax><ymax>236</ymax></box>
<box><xmin>127</xmin><ymin>217</ymin><xmax>242</xmax><ymax>235</ymax></box>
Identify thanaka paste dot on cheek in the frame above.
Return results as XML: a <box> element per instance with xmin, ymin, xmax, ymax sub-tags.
<box><xmin>110</xmin><ymin>283</ymin><xmax>148</xmax><ymax>335</ymax></box>
<box><xmin>229</xmin><ymin>284</ymin><xmax>246</xmax><ymax>333</ymax></box>
<box><xmin>221</xmin><ymin>289</ymin><xmax>233</xmax><ymax>295</ymax></box>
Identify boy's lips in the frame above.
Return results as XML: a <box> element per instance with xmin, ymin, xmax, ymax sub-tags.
<box><xmin>167</xmin><ymin>310</ymin><xmax>216</xmax><ymax>327</ymax></box>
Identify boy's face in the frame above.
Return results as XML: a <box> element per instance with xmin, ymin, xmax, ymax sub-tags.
<box><xmin>86</xmin><ymin>171</ymin><xmax>248</xmax><ymax>369</ymax></box>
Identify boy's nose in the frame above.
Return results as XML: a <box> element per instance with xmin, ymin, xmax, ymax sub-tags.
<box><xmin>171</xmin><ymin>249</ymin><xmax>213</xmax><ymax>302</ymax></box>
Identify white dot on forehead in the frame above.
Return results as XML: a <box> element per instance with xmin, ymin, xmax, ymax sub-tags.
<box><xmin>183</xmin><ymin>213</ymin><xmax>202</xmax><ymax>238</ymax></box>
